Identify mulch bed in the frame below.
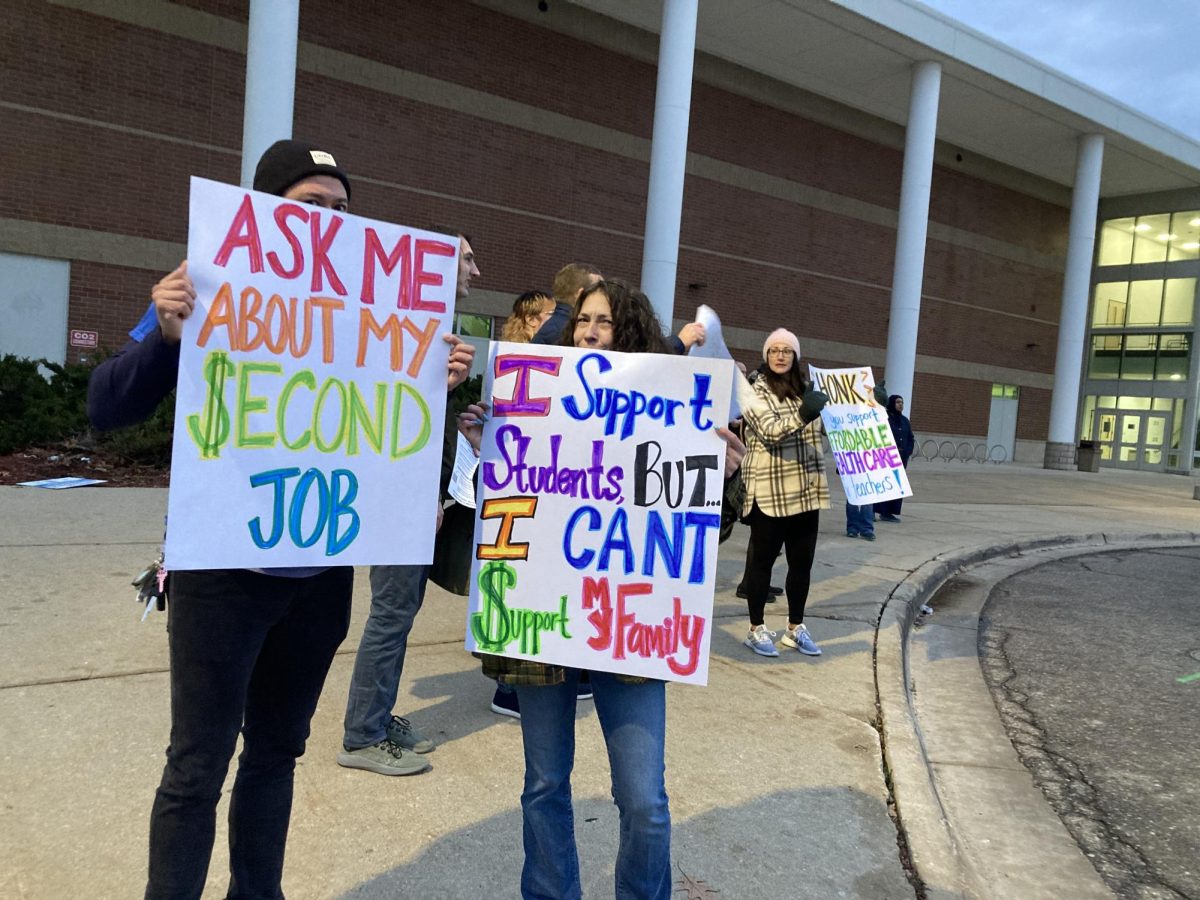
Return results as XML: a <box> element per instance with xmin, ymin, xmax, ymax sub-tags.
<box><xmin>0</xmin><ymin>444</ymin><xmax>169</xmax><ymax>488</ymax></box>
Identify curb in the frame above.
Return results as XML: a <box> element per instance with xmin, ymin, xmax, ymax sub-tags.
<box><xmin>873</xmin><ymin>530</ymin><xmax>1200</xmax><ymax>899</ymax></box>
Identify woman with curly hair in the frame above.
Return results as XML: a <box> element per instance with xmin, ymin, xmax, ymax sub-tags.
<box><xmin>501</xmin><ymin>290</ymin><xmax>556</xmax><ymax>343</ymax></box>
<box><xmin>464</xmin><ymin>278</ymin><xmax>739</xmax><ymax>900</ymax></box>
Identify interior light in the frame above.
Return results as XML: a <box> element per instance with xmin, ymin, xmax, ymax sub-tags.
<box><xmin>1158</xmin><ymin>233</ymin><xmax>1176</xmax><ymax>241</ymax></box>
<box><xmin>1182</xmin><ymin>242</ymin><xmax>1200</xmax><ymax>250</ymax></box>
<box><xmin>1190</xmin><ymin>217</ymin><xmax>1200</xmax><ymax>227</ymax></box>
<box><xmin>1170</xmin><ymin>373</ymin><xmax>1183</xmax><ymax>380</ymax></box>
<box><xmin>1133</xmin><ymin>223</ymin><xmax>1152</xmax><ymax>232</ymax></box>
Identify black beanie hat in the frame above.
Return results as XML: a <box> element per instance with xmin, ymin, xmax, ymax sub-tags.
<box><xmin>253</xmin><ymin>139</ymin><xmax>351</xmax><ymax>200</ymax></box>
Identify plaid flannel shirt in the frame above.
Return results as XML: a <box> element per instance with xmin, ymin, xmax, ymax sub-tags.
<box><xmin>740</xmin><ymin>379</ymin><xmax>830</xmax><ymax>518</ymax></box>
<box><xmin>479</xmin><ymin>653</ymin><xmax>648</xmax><ymax>687</ymax></box>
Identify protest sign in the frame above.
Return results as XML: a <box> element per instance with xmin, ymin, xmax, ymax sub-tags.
<box><xmin>165</xmin><ymin>177</ymin><xmax>456</xmax><ymax>569</ymax></box>
<box><xmin>465</xmin><ymin>342</ymin><xmax>733</xmax><ymax>685</ymax></box>
<box><xmin>809</xmin><ymin>365</ymin><xmax>912</xmax><ymax>505</ymax></box>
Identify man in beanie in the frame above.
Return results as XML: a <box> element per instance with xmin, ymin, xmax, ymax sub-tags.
<box><xmin>88</xmin><ymin>139</ymin><xmax>475</xmax><ymax>899</ymax></box>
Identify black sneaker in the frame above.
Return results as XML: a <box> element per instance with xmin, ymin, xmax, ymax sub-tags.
<box><xmin>490</xmin><ymin>686</ymin><xmax>520</xmax><ymax>719</ymax></box>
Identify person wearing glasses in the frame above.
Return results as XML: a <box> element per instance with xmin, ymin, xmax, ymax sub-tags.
<box><xmin>737</xmin><ymin>329</ymin><xmax>830</xmax><ymax>658</ymax></box>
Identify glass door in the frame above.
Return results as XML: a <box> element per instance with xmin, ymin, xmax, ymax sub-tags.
<box><xmin>1095</xmin><ymin>411</ymin><xmax>1117</xmax><ymax>463</ymax></box>
<box><xmin>1142</xmin><ymin>414</ymin><xmax>1169</xmax><ymax>470</ymax></box>
<box><xmin>1095</xmin><ymin>409</ymin><xmax>1171</xmax><ymax>471</ymax></box>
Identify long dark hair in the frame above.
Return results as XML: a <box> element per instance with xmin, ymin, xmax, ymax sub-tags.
<box><xmin>760</xmin><ymin>355</ymin><xmax>808</xmax><ymax>401</ymax></box>
<box><xmin>562</xmin><ymin>279</ymin><xmax>672</xmax><ymax>355</ymax></box>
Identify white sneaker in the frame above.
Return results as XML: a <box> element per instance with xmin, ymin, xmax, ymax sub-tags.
<box><xmin>743</xmin><ymin>625</ymin><xmax>779</xmax><ymax>657</ymax></box>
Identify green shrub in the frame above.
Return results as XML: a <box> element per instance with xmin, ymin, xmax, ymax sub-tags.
<box><xmin>0</xmin><ymin>355</ymin><xmax>91</xmax><ymax>454</ymax></box>
<box><xmin>0</xmin><ymin>353</ymin><xmax>173</xmax><ymax>464</ymax></box>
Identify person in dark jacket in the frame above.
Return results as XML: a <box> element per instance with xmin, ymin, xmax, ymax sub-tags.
<box><xmin>88</xmin><ymin>139</ymin><xmax>474</xmax><ymax>900</ymax></box>
<box><xmin>875</xmin><ymin>394</ymin><xmax>915</xmax><ymax>523</ymax></box>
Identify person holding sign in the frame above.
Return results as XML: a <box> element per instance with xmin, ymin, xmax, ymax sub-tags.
<box><xmin>874</xmin><ymin>394</ymin><xmax>914</xmax><ymax>522</ymax></box>
<box><xmin>462</xmin><ymin>279</ymin><xmax>740</xmax><ymax>900</ymax></box>
<box><xmin>87</xmin><ymin>141</ymin><xmax>474</xmax><ymax>900</ymax></box>
<box><xmin>738</xmin><ymin>329</ymin><xmax>830</xmax><ymax>658</ymax></box>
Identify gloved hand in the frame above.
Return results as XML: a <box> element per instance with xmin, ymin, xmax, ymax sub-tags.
<box><xmin>799</xmin><ymin>389</ymin><xmax>829</xmax><ymax>423</ymax></box>
<box><xmin>873</xmin><ymin>379</ymin><xmax>888</xmax><ymax>407</ymax></box>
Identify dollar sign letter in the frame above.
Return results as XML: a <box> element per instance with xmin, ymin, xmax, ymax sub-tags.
<box><xmin>186</xmin><ymin>350</ymin><xmax>235</xmax><ymax>459</ymax></box>
<box><xmin>471</xmin><ymin>561</ymin><xmax>516</xmax><ymax>652</ymax></box>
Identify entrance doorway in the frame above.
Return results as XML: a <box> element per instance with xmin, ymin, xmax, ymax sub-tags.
<box><xmin>1094</xmin><ymin>408</ymin><xmax>1171</xmax><ymax>471</ymax></box>
<box><xmin>987</xmin><ymin>384</ymin><xmax>1019</xmax><ymax>462</ymax></box>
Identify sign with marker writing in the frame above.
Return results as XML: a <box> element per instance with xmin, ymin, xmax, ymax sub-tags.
<box><xmin>165</xmin><ymin>177</ymin><xmax>456</xmax><ymax>569</ymax></box>
<box><xmin>809</xmin><ymin>364</ymin><xmax>912</xmax><ymax>505</ymax></box>
<box><xmin>465</xmin><ymin>342</ymin><xmax>733</xmax><ymax>685</ymax></box>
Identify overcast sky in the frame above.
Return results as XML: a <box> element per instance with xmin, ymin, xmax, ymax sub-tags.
<box><xmin>917</xmin><ymin>0</ymin><xmax>1200</xmax><ymax>141</ymax></box>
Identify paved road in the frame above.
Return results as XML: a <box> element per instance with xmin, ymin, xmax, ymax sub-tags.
<box><xmin>979</xmin><ymin>547</ymin><xmax>1200</xmax><ymax>900</ymax></box>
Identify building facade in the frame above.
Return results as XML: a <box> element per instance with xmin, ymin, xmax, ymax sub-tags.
<box><xmin>3</xmin><ymin>0</ymin><xmax>1199</xmax><ymax>471</ymax></box>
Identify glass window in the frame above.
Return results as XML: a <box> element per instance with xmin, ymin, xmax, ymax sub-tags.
<box><xmin>1088</xmin><ymin>336</ymin><xmax>1121</xmax><ymax>379</ymax></box>
<box><xmin>1152</xmin><ymin>397</ymin><xmax>1173</xmax><ymax>411</ymax></box>
<box><xmin>1116</xmin><ymin>396</ymin><xmax>1153</xmax><ymax>410</ymax></box>
<box><xmin>1097</xmin><ymin>217</ymin><xmax>1135</xmax><ymax>266</ymax></box>
<box><xmin>990</xmin><ymin>384</ymin><xmax>1018</xmax><ymax>398</ymax></box>
<box><xmin>1132</xmin><ymin>213</ymin><xmax>1171</xmax><ymax>263</ymax></box>
<box><xmin>1092</xmin><ymin>282</ymin><xmax>1128</xmax><ymax>327</ymax></box>
<box><xmin>1161</xmin><ymin>278</ymin><xmax>1196</xmax><ymax>325</ymax></box>
<box><xmin>1079</xmin><ymin>395</ymin><xmax>1097</xmax><ymax>440</ymax></box>
<box><xmin>1121</xmin><ymin>334</ymin><xmax>1156</xmax><ymax>380</ymax></box>
<box><xmin>1171</xmin><ymin>399</ymin><xmax>1184</xmax><ymax>450</ymax></box>
<box><xmin>1127</xmin><ymin>280</ymin><xmax>1163</xmax><ymax>326</ymax></box>
<box><xmin>455</xmin><ymin>313</ymin><xmax>493</xmax><ymax>338</ymax></box>
<box><xmin>1168</xmin><ymin>211</ymin><xmax>1200</xmax><ymax>262</ymax></box>
<box><xmin>1157</xmin><ymin>334</ymin><xmax>1190</xmax><ymax>381</ymax></box>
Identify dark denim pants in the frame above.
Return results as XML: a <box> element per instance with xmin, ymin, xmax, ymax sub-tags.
<box><xmin>845</xmin><ymin>501</ymin><xmax>875</xmax><ymax>536</ymax></box>
<box><xmin>342</xmin><ymin>564</ymin><xmax>429</xmax><ymax>749</ymax></box>
<box><xmin>145</xmin><ymin>566</ymin><xmax>352</xmax><ymax>900</ymax></box>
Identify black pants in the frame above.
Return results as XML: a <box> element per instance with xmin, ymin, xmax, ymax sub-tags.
<box><xmin>742</xmin><ymin>505</ymin><xmax>820</xmax><ymax>627</ymax></box>
<box><xmin>146</xmin><ymin>566</ymin><xmax>353</xmax><ymax>900</ymax></box>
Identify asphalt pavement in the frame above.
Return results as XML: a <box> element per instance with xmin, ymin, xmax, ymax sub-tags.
<box><xmin>1</xmin><ymin>460</ymin><xmax>1198</xmax><ymax>899</ymax></box>
<box><xmin>979</xmin><ymin>546</ymin><xmax>1200</xmax><ymax>899</ymax></box>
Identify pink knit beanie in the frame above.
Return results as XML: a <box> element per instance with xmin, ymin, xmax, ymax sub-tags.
<box><xmin>762</xmin><ymin>328</ymin><xmax>801</xmax><ymax>363</ymax></box>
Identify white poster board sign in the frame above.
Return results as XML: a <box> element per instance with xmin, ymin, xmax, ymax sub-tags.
<box><xmin>465</xmin><ymin>342</ymin><xmax>733</xmax><ymax>685</ymax></box>
<box><xmin>165</xmin><ymin>177</ymin><xmax>456</xmax><ymax>569</ymax></box>
<box><xmin>809</xmin><ymin>365</ymin><xmax>912</xmax><ymax>505</ymax></box>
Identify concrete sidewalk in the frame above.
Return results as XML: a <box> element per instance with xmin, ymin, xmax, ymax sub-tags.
<box><xmin>1</xmin><ymin>461</ymin><xmax>1197</xmax><ymax>899</ymax></box>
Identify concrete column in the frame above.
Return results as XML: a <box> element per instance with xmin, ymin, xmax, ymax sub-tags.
<box><xmin>1044</xmin><ymin>133</ymin><xmax>1105</xmax><ymax>470</ymax></box>
<box><xmin>639</xmin><ymin>0</ymin><xmax>698</xmax><ymax>330</ymax></box>
<box><xmin>883</xmin><ymin>61</ymin><xmax>941</xmax><ymax>418</ymax></box>
<box><xmin>239</xmin><ymin>0</ymin><xmax>301</xmax><ymax>188</ymax></box>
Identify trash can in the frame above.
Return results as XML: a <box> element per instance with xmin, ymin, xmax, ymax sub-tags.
<box><xmin>1077</xmin><ymin>440</ymin><xmax>1100</xmax><ymax>473</ymax></box>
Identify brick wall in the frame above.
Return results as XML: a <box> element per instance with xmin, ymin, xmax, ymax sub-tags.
<box><xmin>3</xmin><ymin>0</ymin><xmax>1070</xmax><ymax>437</ymax></box>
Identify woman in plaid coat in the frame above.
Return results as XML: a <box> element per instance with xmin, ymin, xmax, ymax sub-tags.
<box><xmin>739</xmin><ymin>328</ymin><xmax>831</xmax><ymax>658</ymax></box>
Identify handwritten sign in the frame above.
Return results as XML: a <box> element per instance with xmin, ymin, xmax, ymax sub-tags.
<box><xmin>465</xmin><ymin>342</ymin><xmax>733</xmax><ymax>685</ymax></box>
<box><xmin>809</xmin><ymin>365</ymin><xmax>912</xmax><ymax>505</ymax></box>
<box><xmin>164</xmin><ymin>177</ymin><xmax>456</xmax><ymax>569</ymax></box>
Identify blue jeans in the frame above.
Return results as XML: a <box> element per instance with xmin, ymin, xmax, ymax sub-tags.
<box><xmin>147</xmin><ymin>566</ymin><xmax>353</xmax><ymax>900</ymax></box>
<box><xmin>513</xmin><ymin>670</ymin><xmax>670</xmax><ymax>900</ymax></box>
<box><xmin>343</xmin><ymin>565</ymin><xmax>429</xmax><ymax>749</ymax></box>
<box><xmin>845</xmin><ymin>501</ymin><xmax>875</xmax><ymax>536</ymax></box>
